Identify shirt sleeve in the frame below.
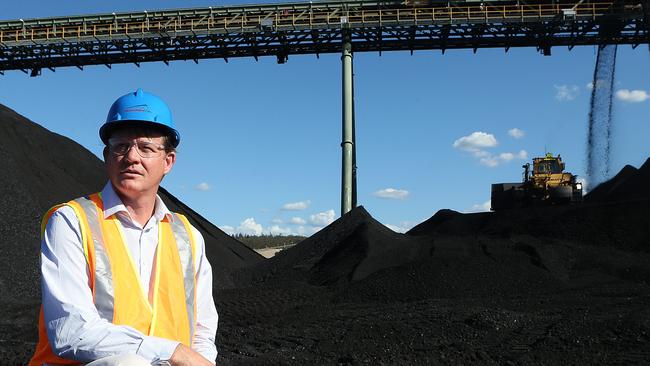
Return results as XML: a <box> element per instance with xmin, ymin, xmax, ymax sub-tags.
<box><xmin>190</xmin><ymin>226</ymin><xmax>219</xmax><ymax>364</ymax></box>
<box><xmin>41</xmin><ymin>206</ymin><xmax>179</xmax><ymax>363</ymax></box>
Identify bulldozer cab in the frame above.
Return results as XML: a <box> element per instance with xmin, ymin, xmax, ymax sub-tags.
<box><xmin>492</xmin><ymin>152</ymin><xmax>582</xmax><ymax>210</ymax></box>
<box><xmin>533</xmin><ymin>153</ymin><xmax>565</xmax><ymax>175</ymax></box>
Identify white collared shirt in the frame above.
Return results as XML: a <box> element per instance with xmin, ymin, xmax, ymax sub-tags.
<box><xmin>40</xmin><ymin>182</ymin><xmax>218</xmax><ymax>364</ymax></box>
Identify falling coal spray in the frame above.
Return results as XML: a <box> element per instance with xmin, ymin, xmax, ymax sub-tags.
<box><xmin>587</xmin><ymin>45</ymin><xmax>617</xmax><ymax>189</ymax></box>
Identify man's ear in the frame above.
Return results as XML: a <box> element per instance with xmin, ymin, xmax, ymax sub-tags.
<box><xmin>163</xmin><ymin>151</ymin><xmax>176</xmax><ymax>175</ymax></box>
<box><xmin>102</xmin><ymin>146</ymin><xmax>109</xmax><ymax>162</ymax></box>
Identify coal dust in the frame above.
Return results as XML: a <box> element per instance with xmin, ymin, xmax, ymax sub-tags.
<box><xmin>586</xmin><ymin>45</ymin><xmax>617</xmax><ymax>189</ymax></box>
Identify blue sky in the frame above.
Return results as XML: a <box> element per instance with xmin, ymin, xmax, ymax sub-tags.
<box><xmin>2</xmin><ymin>1</ymin><xmax>649</xmax><ymax>235</ymax></box>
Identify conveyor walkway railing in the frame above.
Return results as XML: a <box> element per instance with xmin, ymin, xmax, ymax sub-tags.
<box><xmin>0</xmin><ymin>2</ymin><xmax>622</xmax><ymax>45</ymax></box>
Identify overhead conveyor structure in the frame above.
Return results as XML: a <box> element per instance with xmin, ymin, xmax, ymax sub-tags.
<box><xmin>1</xmin><ymin>0</ymin><xmax>648</xmax><ymax>214</ymax></box>
<box><xmin>0</xmin><ymin>0</ymin><xmax>648</xmax><ymax>73</ymax></box>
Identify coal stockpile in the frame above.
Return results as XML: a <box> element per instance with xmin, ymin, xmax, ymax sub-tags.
<box><xmin>0</xmin><ymin>104</ymin><xmax>261</xmax><ymax>364</ymax></box>
<box><xmin>584</xmin><ymin>157</ymin><xmax>650</xmax><ymax>203</ymax></box>
<box><xmin>2</xmin><ymin>103</ymin><xmax>650</xmax><ymax>365</ymax></box>
<box><xmin>215</xmin><ymin>167</ymin><xmax>650</xmax><ymax>364</ymax></box>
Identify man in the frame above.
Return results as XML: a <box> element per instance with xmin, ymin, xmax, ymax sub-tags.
<box><xmin>29</xmin><ymin>89</ymin><xmax>218</xmax><ymax>366</ymax></box>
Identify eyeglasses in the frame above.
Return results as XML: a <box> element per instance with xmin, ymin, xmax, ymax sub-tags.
<box><xmin>108</xmin><ymin>138</ymin><xmax>166</xmax><ymax>158</ymax></box>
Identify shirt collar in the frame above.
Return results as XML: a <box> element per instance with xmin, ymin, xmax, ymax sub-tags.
<box><xmin>101</xmin><ymin>182</ymin><xmax>174</xmax><ymax>223</ymax></box>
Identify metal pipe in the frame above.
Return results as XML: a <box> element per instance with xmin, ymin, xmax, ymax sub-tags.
<box><xmin>341</xmin><ymin>36</ymin><xmax>354</xmax><ymax>215</ymax></box>
<box><xmin>351</xmin><ymin>56</ymin><xmax>357</xmax><ymax>209</ymax></box>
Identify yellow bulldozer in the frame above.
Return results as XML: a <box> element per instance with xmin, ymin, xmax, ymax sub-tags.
<box><xmin>491</xmin><ymin>153</ymin><xmax>583</xmax><ymax>210</ymax></box>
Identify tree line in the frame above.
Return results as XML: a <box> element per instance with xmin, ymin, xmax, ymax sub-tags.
<box><xmin>233</xmin><ymin>234</ymin><xmax>306</xmax><ymax>250</ymax></box>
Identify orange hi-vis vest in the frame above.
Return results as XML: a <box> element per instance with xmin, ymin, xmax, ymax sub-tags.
<box><xmin>29</xmin><ymin>193</ymin><xmax>197</xmax><ymax>366</ymax></box>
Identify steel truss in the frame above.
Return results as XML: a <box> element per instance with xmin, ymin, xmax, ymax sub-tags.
<box><xmin>0</xmin><ymin>0</ymin><xmax>648</xmax><ymax>74</ymax></box>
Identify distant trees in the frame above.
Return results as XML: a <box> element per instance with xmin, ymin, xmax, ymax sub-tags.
<box><xmin>233</xmin><ymin>234</ymin><xmax>306</xmax><ymax>250</ymax></box>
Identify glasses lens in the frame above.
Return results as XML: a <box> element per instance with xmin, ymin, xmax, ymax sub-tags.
<box><xmin>109</xmin><ymin>141</ymin><xmax>131</xmax><ymax>156</ymax></box>
<box><xmin>136</xmin><ymin>141</ymin><xmax>162</xmax><ymax>158</ymax></box>
<box><xmin>109</xmin><ymin>139</ymin><xmax>164</xmax><ymax>158</ymax></box>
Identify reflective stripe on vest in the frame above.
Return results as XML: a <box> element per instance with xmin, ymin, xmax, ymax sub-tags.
<box><xmin>30</xmin><ymin>194</ymin><xmax>197</xmax><ymax>366</ymax></box>
<box><xmin>169</xmin><ymin>212</ymin><xmax>196</xmax><ymax>343</ymax></box>
<box><xmin>74</xmin><ymin>196</ymin><xmax>115</xmax><ymax>320</ymax></box>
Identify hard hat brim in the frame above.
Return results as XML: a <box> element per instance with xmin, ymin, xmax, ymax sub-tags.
<box><xmin>100</xmin><ymin>120</ymin><xmax>180</xmax><ymax>147</ymax></box>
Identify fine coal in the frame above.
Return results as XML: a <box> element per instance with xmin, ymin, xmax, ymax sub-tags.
<box><xmin>2</xmin><ymin>103</ymin><xmax>650</xmax><ymax>365</ymax></box>
<box><xmin>218</xmin><ymin>195</ymin><xmax>650</xmax><ymax>364</ymax></box>
<box><xmin>584</xmin><ymin>157</ymin><xmax>650</xmax><ymax>203</ymax></box>
<box><xmin>586</xmin><ymin>45</ymin><xmax>617</xmax><ymax>187</ymax></box>
<box><xmin>217</xmin><ymin>202</ymin><xmax>650</xmax><ymax>365</ymax></box>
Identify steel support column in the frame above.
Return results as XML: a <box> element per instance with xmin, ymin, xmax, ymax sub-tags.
<box><xmin>351</xmin><ymin>59</ymin><xmax>357</xmax><ymax>210</ymax></box>
<box><xmin>341</xmin><ymin>36</ymin><xmax>355</xmax><ymax>215</ymax></box>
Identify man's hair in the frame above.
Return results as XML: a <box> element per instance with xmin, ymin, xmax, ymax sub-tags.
<box><xmin>105</xmin><ymin>123</ymin><xmax>176</xmax><ymax>153</ymax></box>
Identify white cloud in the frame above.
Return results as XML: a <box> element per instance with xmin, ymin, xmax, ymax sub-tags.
<box><xmin>278</xmin><ymin>225</ymin><xmax>321</xmax><ymax>236</ymax></box>
<box><xmin>473</xmin><ymin>150</ymin><xmax>490</xmax><ymax>158</ymax></box>
<box><xmin>385</xmin><ymin>221</ymin><xmax>416</xmax><ymax>233</ymax></box>
<box><xmin>237</xmin><ymin>218</ymin><xmax>263</xmax><ymax>235</ymax></box>
<box><xmin>479</xmin><ymin>156</ymin><xmax>499</xmax><ymax>167</ymax></box>
<box><xmin>452</xmin><ymin>132</ymin><xmax>526</xmax><ymax>168</ymax></box>
<box><xmin>468</xmin><ymin>200</ymin><xmax>492</xmax><ymax>212</ymax></box>
<box><xmin>373</xmin><ymin>188</ymin><xmax>410</xmax><ymax>200</ymax></box>
<box><xmin>289</xmin><ymin>217</ymin><xmax>307</xmax><ymax>225</ymax></box>
<box><xmin>499</xmin><ymin>152</ymin><xmax>515</xmax><ymax>162</ymax></box>
<box><xmin>452</xmin><ymin>132</ymin><xmax>498</xmax><ymax>152</ymax></box>
<box><xmin>219</xmin><ymin>225</ymin><xmax>235</xmax><ymax>235</ymax></box>
<box><xmin>269</xmin><ymin>225</ymin><xmax>292</xmax><ymax>236</ymax></box>
<box><xmin>616</xmin><ymin>89</ymin><xmax>649</xmax><ymax>103</ymax></box>
<box><xmin>508</xmin><ymin>128</ymin><xmax>525</xmax><ymax>139</ymax></box>
<box><xmin>310</xmin><ymin>209</ymin><xmax>335</xmax><ymax>226</ymax></box>
<box><xmin>555</xmin><ymin>85</ymin><xmax>579</xmax><ymax>101</ymax></box>
<box><xmin>517</xmin><ymin>150</ymin><xmax>528</xmax><ymax>159</ymax></box>
<box><xmin>478</xmin><ymin>150</ymin><xmax>528</xmax><ymax>168</ymax></box>
<box><xmin>195</xmin><ymin>182</ymin><xmax>211</xmax><ymax>191</ymax></box>
<box><xmin>282</xmin><ymin>200</ymin><xmax>311</xmax><ymax>211</ymax></box>
<box><xmin>271</xmin><ymin>218</ymin><xmax>283</xmax><ymax>224</ymax></box>
<box><xmin>385</xmin><ymin>224</ymin><xmax>405</xmax><ymax>233</ymax></box>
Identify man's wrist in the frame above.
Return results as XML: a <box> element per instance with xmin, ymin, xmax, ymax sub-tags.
<box><xmin>136</xmin><ymin>336</ymin><xmax>180</xmax><ymax>363</ymax></box>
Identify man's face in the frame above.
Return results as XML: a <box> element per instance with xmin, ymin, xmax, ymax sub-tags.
<box><xmin>103</xmin><ymin>128</ymin><xmax>176</xmax><ymax>200</ymax></box>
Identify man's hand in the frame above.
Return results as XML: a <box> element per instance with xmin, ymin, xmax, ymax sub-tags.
<box><xmin>169</xmin><ymin>343</ymin><xmax>215</xmax><ymax>366</ymax></box>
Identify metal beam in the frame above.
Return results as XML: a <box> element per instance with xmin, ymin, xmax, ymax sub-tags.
<box><xmin>0</xmin><ymin>1</ymin><xmax>647</xmax><ymax>73</ymax></box>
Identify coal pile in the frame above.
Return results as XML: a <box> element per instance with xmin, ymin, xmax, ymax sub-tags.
<box><xmin>2</xmin><ymin>103</ymin><xmax>650</xmax><ymax>365</ymax></box>
<box><xmin>0</xmin><ymin>104</ymin><xmax>260</xmax><ymax>364</ymax></box>
<box><xmin>217</xmin><ymin>195</ymin><xmax>650</xmax><ymax>364</ymax></box>
<box><xmin>230</xmin><ymin>207</ymin><xmax>433</xmax><ymax>288</ymax></box>
<box><xmin>584</xmin><ymin>157</ymin><xmax>650</xmax><ymax>203</ymax></box>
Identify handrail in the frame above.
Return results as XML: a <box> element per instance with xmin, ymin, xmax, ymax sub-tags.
<box><xmin>0</xmin><ymin>2</ymin><xmax>618</xmax><ymax>45</ymax></box>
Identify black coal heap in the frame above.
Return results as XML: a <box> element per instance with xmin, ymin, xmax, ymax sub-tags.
<box><xmin>234</xmin><ymin>206</ymin><xmax>433</xmax><ymax>287</ymax></box>
<box><xmin>219</xmin><ymin>162</ymin><xmax>650</xmax><ymax>364</ymax></box>
<box><xmin>3</xmin><ymin>103</ymin><xmax>650</xmax><ymax>365</ymax></box>
<box><xmin>585</xmin><ymin>157</ymin><xmax>650</xmax><ymax>203</ymax></box>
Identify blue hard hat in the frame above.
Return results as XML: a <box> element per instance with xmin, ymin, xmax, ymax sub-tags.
<box><xmin>100</xmin><ymin>88</ymin><xmax>180</xmax><ymax>147</ymax></box>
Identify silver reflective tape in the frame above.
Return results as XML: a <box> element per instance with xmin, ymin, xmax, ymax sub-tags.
<box><xmin>170</xmin><ymin>213</ymin><xmax>196</xmax><ymax>341</ymax></box>
<box><xmin>74</xmin><ymin>196</ymin><xmax>115</xmax><ymax>321</ymax></box>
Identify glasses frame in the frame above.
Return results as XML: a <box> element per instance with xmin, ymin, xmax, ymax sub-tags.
<box><xmin>107</xmin><ymin>138</ymin><xmax>167</xmax><ymax>159</ymax></box>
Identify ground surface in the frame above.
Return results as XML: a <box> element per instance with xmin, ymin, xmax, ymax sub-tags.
<box><xmin>1</xmin><ymin>105</ymin><xmax>649</xmax><ymax>365</ymax></box>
